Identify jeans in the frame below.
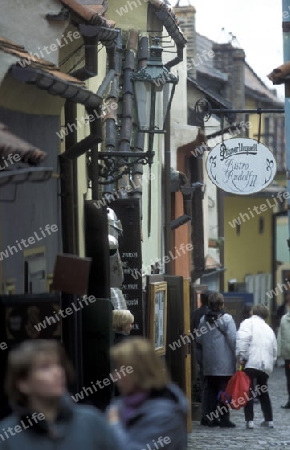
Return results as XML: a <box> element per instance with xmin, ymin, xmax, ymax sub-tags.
<box><xmin>244</xmin><ymin>368</ymin><xmax>273</xmax><ymax>422</ymax></box>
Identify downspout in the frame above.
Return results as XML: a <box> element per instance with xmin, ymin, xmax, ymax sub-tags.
<box><xmin>148</xmin><ymin>0</ymin><xmax>190</xmax><ymax>375</ymax></box>
<box><xmin>282</xmin><ymin>0</ymin><xmax>290</xmax><ymax>291</ymax></box>
<box><xmin>133</xmin><ymin>36</ymin><xmax>149</xmax><ymax>219</ymax></box>
<box><xmin>71</xmin><ymin>29</ymin><xmax>98</xmax><ymax>81</ymax></box>
<box><xmin>59</xmin><ymin>100</ymin><xmax>82</xmax><ymax>392</ymax></box>
<box><xmin>217</xmin><ymin>189</ymin><xmax>225</xmax><ymax>291</ymax></box>
<box><xmin>149</xmin><ymin>0</ymin><xmax>187</xmax><ymax>271</ymax></box>
<box><xmin>117</xmin><ymin>30</ymin><xmax>139</xmax><ymax>193</ymax></box>
<box><xmin>102</xmin><ymin>29</ymin><xmax>123</xmax><ymax>195</ymax></box>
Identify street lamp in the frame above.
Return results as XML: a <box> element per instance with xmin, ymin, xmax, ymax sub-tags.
<box><xmin>97</xmin><ymin>38</ymin><xmax>178</xmax><ymax>183</ymax></box>
<box><xmin>131</xmin><ymin>37</ymin><xmax>178</xmax><ymax>134</ymax></box>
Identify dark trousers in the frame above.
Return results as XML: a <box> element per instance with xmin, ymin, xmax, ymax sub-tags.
<box><xmin>204</xmin><ymin>375</ymin><xmax>231</xmax><ymax>421</ymax></box>
<box><xmin>244</xmin><ymin>368</ymin><xmax>273</xmax><ymax>422</ymax></box>
<box><xmin>285</xmin><ymin>359</ymin><xmax>290</xmax><ymax>397</ymax></box>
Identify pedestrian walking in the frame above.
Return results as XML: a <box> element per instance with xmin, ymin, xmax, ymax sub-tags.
<box><xmin>0</xmin><ymin>339</ymin><xmax>121</xmax><ymax>450</ymax></box>
<box><xmin>236</xmin><ymin>304</ymin><xmax>277</xmax><ymax>429</ymax></box>
<box><xmin>196</xmin><ymin>291</ymin><xmax>237</xmax><ymax>428</ymax></box>
<box><xmin>113</xmin><ymin>310</ymin><xmax>134</xmax><ymax>345</ymax></box>
<box><xmin>107</xmin><ymin>337</ymin><xmax>188</xmax><ymax>450</ymax></box>
<box><xmin>277</xmin><ymin>305</ymin><xmax>290</xmax><ymax>408</ymax></box>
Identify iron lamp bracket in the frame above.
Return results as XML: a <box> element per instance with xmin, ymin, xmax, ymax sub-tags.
<box><xmin>97</xmin><ymin>151</ymin><xmax>155</xmax><ymax>184</ymax></box>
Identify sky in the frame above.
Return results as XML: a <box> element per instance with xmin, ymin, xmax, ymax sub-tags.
<box><xmin>171</xmin><ymin>0</ymin><xmax>285</xmax><ymax>99</ymax></box>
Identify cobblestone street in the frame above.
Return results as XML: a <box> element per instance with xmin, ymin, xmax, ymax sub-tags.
<box><xmin>187</xmin><ymin>366</ymin><xmax>290</xmax><ymax>450</ymax></box>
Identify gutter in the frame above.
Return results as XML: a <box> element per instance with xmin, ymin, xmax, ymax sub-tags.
<box><xmin>149</xmin><ymin>0</ymin><xmax>187</xmax><ymax>69</ymax></box>
<box><xmin>149</xmin><ymin>0</ymin><xmax>186</xmax><ymax>273</ymax></box>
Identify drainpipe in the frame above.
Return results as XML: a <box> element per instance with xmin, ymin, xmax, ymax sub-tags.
<box><xmin>132</xmin><ymin>36</ymin><xmax>149</xmax><ymax>220</ymax></box>
<box><xmin>59</xmin><ymin>100</ymin><xmax>82</xmax><ymax>393</ymax></box>
<box><xmin>217</xmin><ymin>189</ymin><xmax>225</xmax><ymax>292</ymax></box>
<box><xmin>148</xmin><ymin>0</ymin><xmax>186</xmax><ymax>267</ymax></box>
<box><xmin>164</xmin><ymin>112</ymin><xmax>173</xmax><ymax>274</ymax></box>
<box><xmin>102</xmin><ymin>29</ymin><xmax>123</xmax><ymax>195</ymax></box>
<box><xmin>71</xmin><ymin>32</ymin><xmax>98</xmax><ymax>81</ymax></box>
<box><xmin>282</xmin><ymin>0</ymin><xmax>290</xmax><ymax>275</ymax></box>
<box><xmin>117</xmin><ymin>30</ymin><xmax>139</xmax><ymax>193</ymax></box>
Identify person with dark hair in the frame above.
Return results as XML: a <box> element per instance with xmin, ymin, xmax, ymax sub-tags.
<box><xmin>236</xmin><ymin>304</ymin><xmax>277</xmax><ymax>429</ymax></box>
<box><xmin>196</xmin><ymin>292</ymin><xmax>237</xmax><ymax>428</ymax></box>
<box><xmin>191</xmin><ymin>290</ymin><xmax>212</xmax><ymax>424</ymax></box>
<box><xmin>0</xmin><ymin>339</ymin><xmax>121</xmax><ymax>450</ymax></box>
<box><xmin>191</xmin><ymin>290</ymin><xmax>213</xmax><ymax>331</ymax></box>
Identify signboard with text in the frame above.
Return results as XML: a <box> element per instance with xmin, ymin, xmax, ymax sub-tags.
<box><xmin>111</xmin><ymin>199</ymin><xmax>144</xmax><ymax>336</ymax></box>
<box><xmin>206</xmin><ymin>138</ymin><xmax>277</xmax><ymax>195</ymax></box>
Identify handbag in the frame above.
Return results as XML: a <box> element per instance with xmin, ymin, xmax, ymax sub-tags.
<box><xmin>219</xmin><ymin>366</ymin><xmax>251</xmax><ymax>410</ymax></box>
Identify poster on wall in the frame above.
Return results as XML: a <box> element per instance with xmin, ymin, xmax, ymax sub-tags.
<box><xmin>149</xmin><ymin>281</ymin><xmax>167</xmax><ymax>355</ymax></box>
<box><xmin>206</xmin><ymin>138</ymin><xmax>277</xmax><ymax>195</ymax></box>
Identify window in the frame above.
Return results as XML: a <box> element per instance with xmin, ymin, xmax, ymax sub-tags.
<box><xmin>259</xmin><ymin>217</ymin><xmax>264</xmax><ymax>234</ymax></box>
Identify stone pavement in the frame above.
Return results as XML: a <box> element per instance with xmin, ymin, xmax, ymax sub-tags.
<box><xmin>187</xmin><ymin>365</ymin><xmax>290</xmax><ymax>450</ymax></box>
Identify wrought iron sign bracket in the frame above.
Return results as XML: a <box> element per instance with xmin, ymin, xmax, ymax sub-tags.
<box><xmin>194</xmin><ymin>98</ymin><xmax>284</xmax><ymax>123</ymax></box>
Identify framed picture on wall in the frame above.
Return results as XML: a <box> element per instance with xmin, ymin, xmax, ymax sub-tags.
<box><xmin>149</xmin><ymin>282</ymin><xmax>167</xmax><ymax>356</ymax></box>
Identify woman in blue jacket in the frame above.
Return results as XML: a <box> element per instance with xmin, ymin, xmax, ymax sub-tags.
<box><xmin>107</xmin><ymin>337</ymin><xmax>188</xmax><ymax>450</ymax></box>
<box><xmin>0</xmin><ymin>339</ymin><xmax>121</xmax><ymax>450</ymax></box>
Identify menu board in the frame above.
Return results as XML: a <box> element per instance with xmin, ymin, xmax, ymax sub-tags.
<box><xmin>110</xmin><ymin>199</ymin><xmax>144</xmax><ymax>335</ymax></box>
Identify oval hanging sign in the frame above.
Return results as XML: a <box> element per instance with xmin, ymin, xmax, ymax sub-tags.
<box><xmin>206</xmin><ymin>138</ymin><xmax>277</xmax><ymax>195</ymax></box>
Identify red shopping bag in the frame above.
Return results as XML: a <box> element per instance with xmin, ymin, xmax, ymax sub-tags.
<box><xmin>219</xmin><ymin>368</ymin><xmax>251</xmax><ymax>410</ymax></box>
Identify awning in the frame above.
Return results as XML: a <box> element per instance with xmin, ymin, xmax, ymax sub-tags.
<box><xmin>0</xmin><ymin>167</ymin><xmax>53</xmax><ymax>186</ymax></box>
<box><xmin>0</xmin><ymin>122</ymin><xmax>53</xmax><ymax>185</ymax></box>
<box><xmin>201</xmin><ymin>254</ymin><xmax>226</xmax><ymax>278</ymax></box>
<box><xmin>0</xmin><ymin>122</ymin><xmax>47</xmax><ymax>165</ymax></box>
<box><xmin>0</xmin><ymin>37</ymin><xmax>103</xmax><ymax>109</ymax></box>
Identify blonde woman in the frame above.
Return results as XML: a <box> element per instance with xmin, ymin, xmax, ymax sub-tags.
<box><xmin>107</xmin><ymin>337</ymin><xmax>188</xmax><ymax>450</ymax></box>
<box><xmin>113</xmin><ymin>310</ymin><xmax>134</xmax><ymax>345</ymax></box>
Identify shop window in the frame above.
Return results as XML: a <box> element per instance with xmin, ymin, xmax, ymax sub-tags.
<box><xmin>23</xmin><ymin>248</ymin><xmax>46</xmax><ymax>294</ymax></box>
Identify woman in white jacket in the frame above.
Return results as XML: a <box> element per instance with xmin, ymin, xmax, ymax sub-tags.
<box><xmin>277</xmin><ymin>307</ymin><xmax>290</xmax><ymax>408</ymax></box>
<box><xmin>236</xmin><ymin>304</ymin><xmax>277</xmax><ymax>429</ymax></box>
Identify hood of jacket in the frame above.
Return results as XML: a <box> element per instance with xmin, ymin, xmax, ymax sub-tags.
<box><xmin>205</xmin><ymin>309</ymin><xmax>225</xmax><ymax>324</ymax></box>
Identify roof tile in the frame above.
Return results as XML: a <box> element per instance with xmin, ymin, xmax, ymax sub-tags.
<box><xmin>60</xmin><ymin>0</ymin><xmax>115</xmax><ymax>27</ymax></box>
<box><xmin>0</xmin><ymin>36</ymin><xmax>84</xmax><ymax>85</ymax></box>
<box><xmin>196</xmin><ymin>33</ymin><xmax>280</xmax><ymax>104</ymax></box>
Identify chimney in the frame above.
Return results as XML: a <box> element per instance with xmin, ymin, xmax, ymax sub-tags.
<box><xmin>173</xmin><ymin>4</ymin><xmax>196</xmax><ymax>79</ymax></box>
<box><xmin>212</xmin><ymin>43</ymin><xmax>245</xmax><ymax>121</ymax></box>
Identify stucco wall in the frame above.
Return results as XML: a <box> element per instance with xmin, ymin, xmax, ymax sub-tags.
<box><xmin>224</xmin><ymin>195</ymin><xmax>273</xmax><ymax>287</ymax></box>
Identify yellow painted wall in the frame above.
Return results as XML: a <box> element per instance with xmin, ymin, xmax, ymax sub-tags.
<box><xmin>106</xmin><ymin>0</ymin><xmax>162</xmax><ymax>32</ymax></box>
<box><xmin>224</xmin><ymin>195</ymin><xmax>273</xmax><ymax>287</ymax></box>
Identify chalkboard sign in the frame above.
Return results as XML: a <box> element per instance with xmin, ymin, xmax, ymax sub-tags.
<box><xmin>111</xmin><ymin>199</ymin><xmax>144</xmax><ymax>336</ymax></box>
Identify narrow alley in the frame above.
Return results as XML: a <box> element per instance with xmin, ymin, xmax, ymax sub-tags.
<box><xmin>188</xmin><ymin>366</ymin><xmax>289</xmax><ymax>450</ymax></box>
